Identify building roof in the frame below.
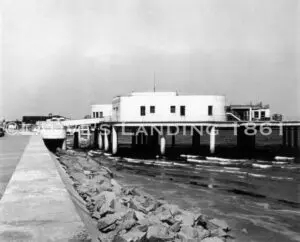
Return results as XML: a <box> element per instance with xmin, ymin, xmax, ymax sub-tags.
<box><xmin>114</xmin><ymin>91</ymin><xmax>225</xmax><ymax>99</ymax></box>
<box><xmin>229</xmin><ymin>103</ymin><xmax>270</xmax><ymax>110</ymax></box>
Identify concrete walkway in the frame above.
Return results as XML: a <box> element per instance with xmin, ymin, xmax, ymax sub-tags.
<box><xmin>0</xmin><ymin>135</ymin><xmax>30</xmax><ymax>199</ymax></box>
<box><xmin>0</xmin><ymin>135</ymin><xmax>89</xmax><ymax>241</ymax></box>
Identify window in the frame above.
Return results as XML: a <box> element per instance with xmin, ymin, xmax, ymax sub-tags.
<box><xmin>208</xmin><ymin>105</ymin><xmax>213</xmax><ymax>116</ymax></box>
<box><xmin>100</xmin><ymin>112</ymin><xmax>103</xmax><ymax>118</ymax></box>
<box><xmin>95</xmin><ymin>112</ymin><xmax>99</xmax><ymax>118</ymax></box>
<box><xmin>140</xmin><ymin>106</ymin><xmax>146</xmax><ymax>116</ymax></box>
<box><xmin>170</xmin><ymin>106</ymin><xmax>176</xmax><ymax>113</ymax></box>
<box><xmin>254</xmin><ymin>111</ymin><xmax>259</xmax><ymax>118</ymax></box>
<box><xmin>261</xmin><ymin>111</ymin><xmax>265</xmax><ymax>118</ymax></box>
<box><xmin>180</xmin><ymin>106</ymin><xmax>186</xmax><ymax>116</ymax></box>
<box><xmin>93</xmin><ymin>112</ymin><xmax>96</xmax><ymax>118</ymax></box>
<box><xmin>150</xmin><ymin>106</ymin><xmax>155</xmax><ymax>113</ymax></box>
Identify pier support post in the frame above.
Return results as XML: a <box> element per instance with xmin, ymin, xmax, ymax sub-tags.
<box><xmin>62</xmin><ymin>139</ymin><xmax>66</xmax><ymax>150</ymax></box>
<box><xmin>282</xmin><ymin>127</ymin><xmax>287</xmax><ymax>146</ymax></box>
<box><xmin>148</xmin><ymin>128</ymin><xmax>159</xmax><ymax>152</ymax></box>
<box><xmin>209</xmin><ymin>126</ymin><xmax>216</xmax><ymax>154</ymax></box>
<box><xmin>98</xmin><ymin>133</ymin><xmax>103</xmax><ymax>149</ymax></box>
<box><xmin>73</xmin><ymin>132</ymin><xmax>79</xmax><ymax>149</ymax></box>
<box><xmin>104</xmin><ymin>130</ymin><xmax>110</xmax><ymax>151</ymax></box>
<box><xmin>287</xmin><ymin>127</ymin><xmax>293</xmax><ymax>148</ymax></box>
<box><xmin>142</xmin><ymin>133</ymin><xmax>147</xmax><ymax>145</ymax></box>
<box><xmin>170</xmin><ymin>127</ymin><xmax>177</xmax><ymax>148</ymax></box>
<box><xmin>192</xmin><ymin>128</ymin><xmax>201</xmax><ymax>152</ymax></box>
<box><xmin>111</xmin><ymin>126</ymin><xmax>118</xmax><ymax>155</ymax></box>
<box><xmin>237</xmin><ymin>126</ymin><xmax>256</xmax><ymax>156</ymax></box>
<box><xmin>93</xmin><ymin>127</ymin><xmax>98</xmax><ymax>149</ymax></box>
<box><xmin>131</xmin><ymin>134</ymin><xmax>136</xmax><ymax>149</ymax></box>
<box><xmin>137</xmin><ymin>133</ymin><xmax>142</xmax><ymax>146</ymax></box>
<box><xmin>160</xmin><ymin>135</ymin><xmax>166</xmax><ymax>155</ymax></box>
<box><xmin>293</xmin><ymin>127</ymin><xmax>298</xmax><ymax>148</ymax></box>
<box><xmin>172</xmin><ymin>135</ymin><xmax>176</xmax><ymax>148</ymax></box>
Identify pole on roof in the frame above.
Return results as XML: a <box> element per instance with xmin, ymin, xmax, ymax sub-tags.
<box><xmin>153</xmin><ymin>72</ymin><xmax>156</xmax><ymax>92</ymax></box>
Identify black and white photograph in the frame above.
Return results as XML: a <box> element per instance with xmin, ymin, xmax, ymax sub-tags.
<box><xmin>0</xmin><ymin>0</ymin><xmax>299</xmax><ymax>241</ymax></box>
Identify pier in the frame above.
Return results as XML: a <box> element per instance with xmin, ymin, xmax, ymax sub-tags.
<box><xmin>62</xmin><ymin>120</ymin><xmax>300</xmax><ymax>158</ymax></box>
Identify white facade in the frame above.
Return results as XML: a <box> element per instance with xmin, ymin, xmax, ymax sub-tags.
<box><xmin>91</xmin><ymin>104</ymin><xmax>112</xmax><ymax>120</ymax></box>
<box><xmin>111</xmin><ymin>92</ymin><xmax>226</xmax><ymax>122</ymax></box>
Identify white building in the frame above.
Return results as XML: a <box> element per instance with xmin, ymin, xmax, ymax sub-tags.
<box><xmin>111</xmin><ymin>92</ymin><xmax>226</xmax><ymax>122</ymax></box>
<box><xmin>226</xmin><ymin>103</ymin><xmax>271</xmax><ymax>121</ymax></box>
<box><xmin>91</xmin><ymin>104</ymin><xmax>112</xmax><ymax>120</ymax></box>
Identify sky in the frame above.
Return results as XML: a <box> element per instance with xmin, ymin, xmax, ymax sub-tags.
<box><xmin>1</xmin><ymin>0</ymin><xmax>299</xmax><ymax>120</ymax></box>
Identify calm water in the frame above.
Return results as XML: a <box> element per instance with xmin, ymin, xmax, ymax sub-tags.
<box><xmin>97</xmin><ymin>151</ymin><xmax>300</xmax><ymax>242</ymax></box>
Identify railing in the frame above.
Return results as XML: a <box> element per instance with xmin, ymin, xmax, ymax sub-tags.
<box><xmin>226</xmin><ymin>112</ymin><xmax>241</xmax><ymax>121</ymax></box>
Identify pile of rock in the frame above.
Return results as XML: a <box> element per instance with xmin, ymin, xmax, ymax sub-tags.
<box><xmin>57</xmin><ymin>149</ymin><xmax>231</xmax><ymax>242</ymax></box>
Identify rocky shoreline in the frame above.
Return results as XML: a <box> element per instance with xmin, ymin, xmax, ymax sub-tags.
<box><xmin>57</xmin><ymin>149</ymin><xmax>233</xmax><ymax>242</ymax></box>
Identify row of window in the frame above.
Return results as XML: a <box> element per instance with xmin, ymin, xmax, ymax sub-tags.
<box><xmin>92</xmin><ymin>112</ymin><xmax>103</xmax><ymax>118</ymax></box>
<box><xmin>140</xmin><ymin>105</ymin><xmax>213</xmax><ymax>116</ymax></box>
<box><xmin>254</xmin><ymin>110</ymin><xmax>266</xmax><ymax>118</ymax></box>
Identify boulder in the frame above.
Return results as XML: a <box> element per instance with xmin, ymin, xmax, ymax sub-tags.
<box><xmin>111</xmin><ymin>179</ymin><xmax>122</xmax><ymax>195</ymax></box>
<box><xmin>178</xmin><ymin>225</ymin><xmax>198</xmax><ymax>240</ymax></box>
<box><xmin>94</xmin><ymin>191</ymin><xmax>114</xmax><ymax>209</ymax></box>
<box><xmin>92</xmin><ymin>211</ymin><xmax>101</xmax><ymax>220</ymax></box>
<box><xmin>91</xmin><ymin>174</ymin><xmax>109</xmax><ymax>183</ymax></box>
<box><xmin>163</xmin><ymin>204</ymin><xmax>182</xmax><ymax>216</ymax></box>
<box><xmin>145</xmin><ymin>202</ymin><xmax>159</xmax><ymax>213</ymax></box>
<box><xmin>195</xmin><ymin>227</ymin><xmax>210</xmax><ymax>240</ymax></box>
<box><xmin>102</xmin><ymin>223</ymin><xmax>118</xmax><ymax>233</ymax></box>
<box><xmin>118</xmin><ymin>218</ymin><xmax>136</xmax><ymax>232</ymax></box>
<box><xmin>208</xmin><ymin>219</ymin><xmax>229</xmax><ymax>232</ymax></box>
<box><xmin>100</xmin><ymin>166</ymin><xmax>114</xmax><ymax>178</ymax></box>
<box><xmin>98</xmin><ymin>179</ymin><xmax>113</xmax><ymax>193</ymax></box>
<box><xmin>116</xmin><ymin>210</ymin><xmax>137</xmax><ymax>231</ymax></box>
<box><xmin>174</xmin><ymin>211</ymin><xmax>195</xmax><ymax>227</ymax></box>
<box><xmin>146</xmin><ymin>224</ymin><xmax>175</xmax><ymax>242</ymax></box>
<box><xmin>157</xmin><ymin>209</ymin><xmax>175</xmax><ymax>225</ymax></box>
<box><xmin>201</xmin><ymin>237</ymin><xmax>225</xmax><ymax>242</ymax></box>
<box><xmin>169</xmin><ymin>221</ymin><xmax>181</xmax><ymax>233</ymax></box>
<box><xmin>122</xmin><ymin>187</ymin><xmax>134</xmax><ymax>196</ymax></box>
<box><xmin>113</xmin><ymin>230</ymin><xmax>146</xmax><ymax>242</ymax></box>
<box><xmin>211</xmin><ymin>228</ymin><xmax>227</xmax><ymax>237</ymax></box>
<box><xmin>97</xmin><ymin>213</ymin><xmax>122</xmax><ymax>232</ymax></box>
<box><xmin>120</xmin><ymin>196</ymin><xmax>132</xmax><ymax>207</ymax></box>
<box><xmin>135</xmin><ymin>224</ymin><xmax>148</xmax><ymax>233</ymax></box>
<box><xmin>194</xmin><ymin>214</ymin><xmax>208</xmax><ymax>228</ymax></box>
<box><xmin>138</xmin><ymin>215</ymin><xmax>161</xmax><ymax>227</ymax></box>
<box><xmin>94</xmin><ymin>191</ymin><xmax>120</xmax><ymax>217</ymax></box>
<box><xmin>129</xmin><ymin>197</ymin><xmax>148</xmax><ymax>214</ymax></box>
<box><xmin>134</xmin><ymin>210</ymin><xmax>146</xmax><ymax>221</ymax></box>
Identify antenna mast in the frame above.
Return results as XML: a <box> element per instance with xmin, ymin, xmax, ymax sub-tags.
<box><xmin>153</xmin><ymin>72</ymin><xmax>156</xmax><ymax>92</ymax></box>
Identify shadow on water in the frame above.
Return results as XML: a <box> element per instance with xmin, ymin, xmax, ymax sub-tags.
<box><xmin>116</xmin><ymin>144</ymin><xmax>300</xmax><ymax>162</ymax></box>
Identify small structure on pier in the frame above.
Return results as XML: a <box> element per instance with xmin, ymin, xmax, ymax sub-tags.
<box><xmin>226</xmin><ymin>102</ymin><xmax>271</xmax><ymax>121</ymax></box>
<box><xmin>91</xmin><ymin>104</ymin><xmax>112</xmax><ymax>120</ymax></box>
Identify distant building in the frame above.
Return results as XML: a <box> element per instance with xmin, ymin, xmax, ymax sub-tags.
<box><xmin>91</xmin><ymin>104</ymin><xmax>112</xmax><ymax>120</ymax></box>
<box><xmin>22</xmin><ymin>115</ymin><xmax>68</xmax><ymax>124</ymax></box>
<box><xmin>226</xmin><ymin>102</ymin><xmax>271</xmax><ymax>121</ymax></box>
<box><xmin>111</xmin><ymin>92</ymin><xmax>226</xmax><ymax>122</ymax></box>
